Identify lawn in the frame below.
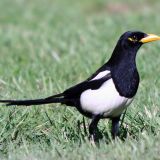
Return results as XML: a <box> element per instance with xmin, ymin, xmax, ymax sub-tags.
<box><xmin>0</xmin><ymin>0</ymin><xmax>160</xmax><ymax>159</ymax></box>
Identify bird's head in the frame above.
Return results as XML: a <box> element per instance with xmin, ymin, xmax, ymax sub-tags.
<box><xmin>108</xmin><ymin>31</ymin><xmax>160</xmax><ymax>66</ymax></box>
<box><xmin>119</xmin><ymin>31</ymin><xmax>160</xmax><ymax>50</ymax></box>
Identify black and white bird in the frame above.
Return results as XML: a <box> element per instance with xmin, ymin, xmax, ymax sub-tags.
<box><xmin>0</xmin><ymin>31</ymin><xmax>160</xmax><ymax>141</ymax></box>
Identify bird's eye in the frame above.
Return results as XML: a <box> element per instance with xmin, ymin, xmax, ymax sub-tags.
<box><xmin>128</xmin><ymin>36</ymin><xmax>138</xmax><ymax>42</ymax></box>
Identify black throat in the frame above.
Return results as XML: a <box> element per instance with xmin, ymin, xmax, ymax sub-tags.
<box><xmin>107</xmin><ymin>42</ymin><xmax>140</xmax><ymax>98</ymax></box>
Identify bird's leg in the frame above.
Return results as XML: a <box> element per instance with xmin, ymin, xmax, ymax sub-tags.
<box><xmin>111</xmin><ymin>116</ymin><xmax>121</xmax><ymax>139</ymax></box>
<box><xmin>89</xmin><ymin>115</ymin><xmax>101</xmax><ymax>143</ymax></box>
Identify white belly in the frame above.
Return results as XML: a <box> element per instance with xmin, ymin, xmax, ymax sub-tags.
<box><xmin>80</xmin><ymin>79</ymin><xmax>133</xmax><ymax>117</ymax></box>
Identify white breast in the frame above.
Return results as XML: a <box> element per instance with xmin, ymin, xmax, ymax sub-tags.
<box><xmin>80</xmin><ymin>79</ymin><xmax>133</xmax><ymax>117</ymax></box>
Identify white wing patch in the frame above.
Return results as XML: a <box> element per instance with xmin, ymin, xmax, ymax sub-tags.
<box><xmin>90</xmin><ymin>70</ymin><xmax>110</xmax><ymax>81</ymax></box>
<box><xmin>80</xmin><ymin>79</ymin><xmax>133</xmax><ymax>117</ymax></box>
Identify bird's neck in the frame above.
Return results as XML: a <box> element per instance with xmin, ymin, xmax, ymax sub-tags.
<box><xmin>107</xmin><ymin>42</ymin><xmax>139</xmax><ymax>67</ymax></box>
<box><xmin>107</xmin><ymin>44</ymin><xmax>140</xmax><ymax>98</ymax></box>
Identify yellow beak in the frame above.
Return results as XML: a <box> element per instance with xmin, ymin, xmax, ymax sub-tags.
<box><xmin>140</xmin><ymin>34</ymin><xmax>160</xmax><ymax>43</ymax></box>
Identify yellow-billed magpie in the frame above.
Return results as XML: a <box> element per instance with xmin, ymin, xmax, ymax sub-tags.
<box><xmin>0</xmin><ymin>31</ymin><xmax>160</xmax><ymax>141</ymax></box>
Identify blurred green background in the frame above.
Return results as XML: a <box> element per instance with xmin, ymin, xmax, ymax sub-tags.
<box><xmin>0</xmin><ymin>0</ymin><xmax>160</xmax><ymax>159</ymax></box>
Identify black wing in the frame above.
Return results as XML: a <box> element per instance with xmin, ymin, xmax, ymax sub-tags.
<box><xmin>63</xmin><ymin>72</ymin><xmax>111</xmax><ymax>99</ymax></box>
<box><xmin>63</xmin><ymin>63</ymin><xmax>111</xmax><ymax>98</ymax></box>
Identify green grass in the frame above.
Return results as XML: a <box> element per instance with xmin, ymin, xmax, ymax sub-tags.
<box><xmin>0</xmin><ymin>0</ymin><xmax>160</xmax><ymax>159</ymax></box>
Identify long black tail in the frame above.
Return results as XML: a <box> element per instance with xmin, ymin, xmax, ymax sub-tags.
<box><xmin>0</xmin><ymin>93</ymin><xmax>65</xmax><ymax>106</ymax></box>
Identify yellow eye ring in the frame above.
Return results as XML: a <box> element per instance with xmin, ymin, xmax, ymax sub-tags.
<box><xmin>128</xmin><ymin>37</ymin><xmax>138</xmax><ymax>42</ymax></box>
<box><xmin>128</xmin><ymin>37</ymin><xmax>134</xmax><ymax>41</ymax></box>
